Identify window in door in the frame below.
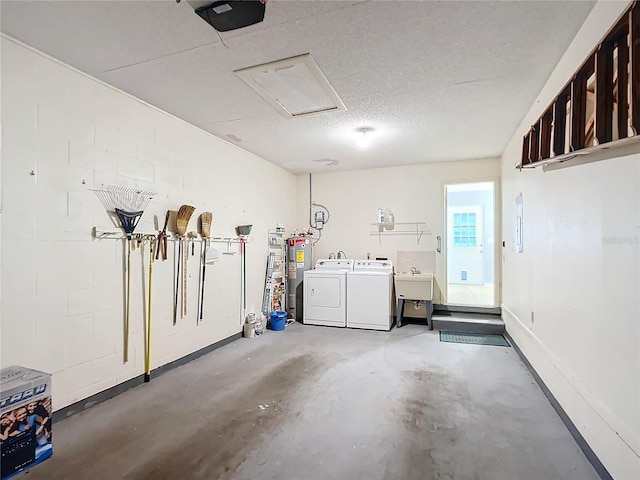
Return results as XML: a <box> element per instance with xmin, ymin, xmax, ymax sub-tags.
<box><xmin>452</xmin><ymin>213</ymin><xmax>478</xmax><ymax>248</ymax></box>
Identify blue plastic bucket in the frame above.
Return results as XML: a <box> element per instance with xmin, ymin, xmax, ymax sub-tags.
<box><xmin>269</xmin><ymin>311</ymin><xmax>287</xmax><ymax>331</ymax></box>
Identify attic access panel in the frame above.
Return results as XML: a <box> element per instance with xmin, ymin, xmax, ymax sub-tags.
<box><xmin>235</xmin><ymin>53</ymin><xmax>347</xmax><ymax>118</ymax></box>
<box><xmin>195</xmin><ymin>0</ymin><xmax>265</xmax><ymax>32</ymax></box>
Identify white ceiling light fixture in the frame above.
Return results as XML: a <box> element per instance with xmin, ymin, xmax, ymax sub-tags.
<box><xmin>357</xmin><ymin>127</ymin><xmax>373</xmax><ymax>149</ymax></box>
<box><xmin>234</xmin><ymin>53</ymin><xmax>347</xmax><ymax>118</ymax></box>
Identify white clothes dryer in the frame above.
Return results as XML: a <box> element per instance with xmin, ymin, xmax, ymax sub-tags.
<box><xmin>303</xmin><ymin>259</ymin><xmax>354</xmax><ymax>327</ymax></box>
<box><xmin>347</xmin><ymin>260</ymin><xmax>394</xmax><ymax>331</ymax></box>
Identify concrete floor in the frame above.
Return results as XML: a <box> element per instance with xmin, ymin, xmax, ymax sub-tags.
<box><xmin>27</xmin><ymin>324</ymin><xmax>598</xmax><ymax>480</ymax></box>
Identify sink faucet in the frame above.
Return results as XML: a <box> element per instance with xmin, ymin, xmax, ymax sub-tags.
<box><xmin>410</xmin><ymin>266</ymin><xmax>420</xmax><ymax>275</ymax></box>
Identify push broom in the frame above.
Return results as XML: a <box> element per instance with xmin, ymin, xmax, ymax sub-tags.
<box><xmin>92</xmin><ymin>185</ymin><xmax>156</xmax><ymax>363</ymax></box>
<box><xmin>174</xmin><ymin>205</ymin><xmax>195</xmax><ymax>324</ymax></box>
<box><xmin>198</xmin><ymin>212</ymin><xmax>212</xmax><ymax>322</ymax></box>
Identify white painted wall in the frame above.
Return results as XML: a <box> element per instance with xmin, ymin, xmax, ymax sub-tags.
<box><xmin>500</xmin><ymin>1</ymin><xmax>640</xmax><ymax>478</ymax></box>
<box><xmin>0</xmin><ymin>36</ymin><xmax>296</xmax><ymax>410</ymax></box>
<box><xmin>294</xmin><ymin>158</ymin><xmax>500</xmax><ymax>307</ymax></box>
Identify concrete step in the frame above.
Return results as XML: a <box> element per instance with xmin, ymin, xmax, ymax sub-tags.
<box><xmin>432</xmin><ymin>315</ymin><xmax>505</xmax><ymax>335</ymax></box>
<box><xmin>434</xmin><ymin>305</ymin><xmax>502</xmax><ymax>316</ymax></box>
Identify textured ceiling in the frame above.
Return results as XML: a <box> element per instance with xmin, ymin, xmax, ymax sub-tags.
<box><xmin>1</xmin><ymin>0</ymin><xmax>596</xmax><ymax>174</ymax></box>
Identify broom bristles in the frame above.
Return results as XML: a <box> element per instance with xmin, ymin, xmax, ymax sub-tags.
<box><xmin>200</xmin><ymin>212</ymin><xmax>213</xmax><ymax>238</ymax></box>
<box><xmin>176</xmin><ymin>205</ymin><xmax>195</xmax><ymax>236</ymax></box>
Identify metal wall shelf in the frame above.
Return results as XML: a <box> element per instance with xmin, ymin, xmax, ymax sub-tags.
<box><xmin>369</xmin><ymin>222</ymin><xmax>431</xmax><ymax>244</ymax></box>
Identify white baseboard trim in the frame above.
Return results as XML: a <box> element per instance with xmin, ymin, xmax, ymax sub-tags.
<box><xmin>502</xmin><ymin>304</ymin><xmax>639</xmax><ymax>479</ymax></box>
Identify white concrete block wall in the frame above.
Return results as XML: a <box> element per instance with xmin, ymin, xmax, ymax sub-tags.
<box><xmin>500</xmin><ymin>1</ymin><xmax>640</xmax><ymax>478</ymax></box>
<box><xmin>0</xmin><ymin>36</ymin><xmax>296</xmax><ymax>410</ymax></box>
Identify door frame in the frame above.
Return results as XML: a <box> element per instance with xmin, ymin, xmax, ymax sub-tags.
<box><xmin>441</xmin><ymin>178</ymin><xmax>501</xmax><ymax>307</ymax></box>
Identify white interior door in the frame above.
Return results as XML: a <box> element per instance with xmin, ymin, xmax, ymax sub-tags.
<box><xmin>444</xmin><ymin>181</ymin><xmax>496</xmax><ymax>307</ymax></box>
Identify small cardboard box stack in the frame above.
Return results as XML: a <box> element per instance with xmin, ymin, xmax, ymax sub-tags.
<box><xmin>1</xmin><ymin>366</ymin><xmax>53</xmax><ymax>480</ymax></box>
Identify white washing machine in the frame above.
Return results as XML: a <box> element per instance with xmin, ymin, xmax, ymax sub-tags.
<box><xmin>303</xmin><ymin>259</ymin><xmax>354</xmax><ymax>327</ymax></box>
<box><xmin>347</xmin><ymin>260</ymin><xmax>394</xmax><ymax>331</ymax></box>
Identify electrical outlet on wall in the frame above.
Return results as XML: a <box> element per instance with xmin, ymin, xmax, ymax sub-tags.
<box><xmin>530</xmin><ymin>311</ymin><xmax>535</xmax><ymax>323</ymax></box>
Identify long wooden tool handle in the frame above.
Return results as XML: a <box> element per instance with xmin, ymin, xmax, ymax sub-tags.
<box><xmin>173</xmin><ymin>239</ymin><xmax>181</xmax><ymax>325</ymax></box>
<box><xmin>197</xmin><ymin>241</ymin><xmax>203</xmax><ymax>323</ymax></box>
<box><xmin>124</xmin><ymin>238</ymin><xmax>131</xmax><ymax>363</ymax></box>
<box><xmin>199</xmin><ymin>242</ymin><xmax>207</xmax><ymax>321</ymax></box>
<box><xmin>145</xmin><ymin>240</ymin><xmax>154</xmax><ymax>382</ymax></box>
<box><xmin>182</xmin><ymin>239</ymin><xmax>188</xmax><ymax>317</ymax></box>
<box><xmin>242</xmin><ymin>239</ymin><xmax>247</xmax><ymax>310</ymax></box>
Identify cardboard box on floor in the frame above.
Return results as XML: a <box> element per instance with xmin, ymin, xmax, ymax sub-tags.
<box><xmin>0</xmin><ymin>366</ymin><xmax>53</xmax><ymax>480</ymax></box>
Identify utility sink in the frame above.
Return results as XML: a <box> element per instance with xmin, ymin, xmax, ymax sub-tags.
<box><xmin>394</xmin><ymin>273</ymin><xmax>434</xmax><ymax>301</ymax></box>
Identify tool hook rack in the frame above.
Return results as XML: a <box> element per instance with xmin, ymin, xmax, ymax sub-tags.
<box><xmin>92</xmin><ymin>227</ymin><xmax>248</xmax><ymax>244</ymax></box>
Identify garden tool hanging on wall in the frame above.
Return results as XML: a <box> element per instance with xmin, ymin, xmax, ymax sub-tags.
<box><xmin>198</xmin><ymin>212</ymin><xmax>212</xmax><ymax>323</ymax></box>
<box><xmin>236</xmin><ymin>225</ymin><xmax>253</xmax><ymax>317</ymax></box>
<box><xmin>156</xmin><ymin>211</ymin><xmax>170</xmax><ymax>261</ymax></box>
<box><xmin>174</xmin><ymin>205</ymin><xmax>195</xmax><ymax>324</ymax></box>
<box><xmin>145</xmin><ymin>236</ymin><xmax>156</xmax><ymax>383</ymax></box>
<box><xmin>92</xmin><ymin>185</ymin><xmax>156</xmax><ymax>363</ymax></box>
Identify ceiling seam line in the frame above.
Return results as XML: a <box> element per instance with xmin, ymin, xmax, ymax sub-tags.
<box><xmin>101</xmin><ymin>40</ymin><xmax>221</xmax><ymax>74</ymax></box>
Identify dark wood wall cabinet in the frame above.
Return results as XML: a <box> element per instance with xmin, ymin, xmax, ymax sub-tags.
<box><xmin>518</xmin><ymin>1</ymin><xmax>640</xmax><ymax>170</ymax></box>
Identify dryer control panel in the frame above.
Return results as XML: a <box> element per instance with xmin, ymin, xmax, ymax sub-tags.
<box><xmin>353</xmin><ymin>260</ymin><xmax>393</xmax><ymax>273</ymax></box>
